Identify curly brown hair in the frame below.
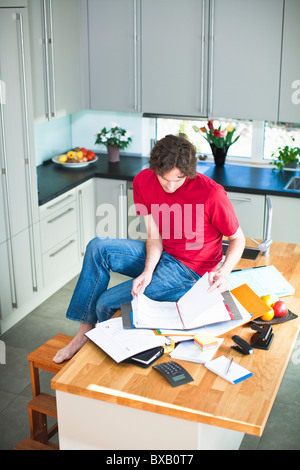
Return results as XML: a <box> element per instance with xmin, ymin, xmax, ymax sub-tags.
<box><xmin>149</xmin><ymin>134</ymin><xmax>197</xmax><ymax>178</ymax></box>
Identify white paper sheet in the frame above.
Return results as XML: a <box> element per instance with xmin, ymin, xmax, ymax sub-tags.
<box><xmin>85</xmin><ymin>317</ymin><xmax>169</xmax><ymax>363</ymax></box>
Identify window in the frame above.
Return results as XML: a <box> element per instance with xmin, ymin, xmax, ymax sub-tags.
<box><xmin>156</xmin><ymin>117</ymin><xmax>252</xmax><ymax>160</ymax></box>
<box><xmin>263</xmin><ymin>121</ymin><xmax>300</xmax><ymax>160</ymax></box>
<box><xmin>155</xmin><ymin>117</ymin><xmax>300</xmax><ymax>166</ymax></box>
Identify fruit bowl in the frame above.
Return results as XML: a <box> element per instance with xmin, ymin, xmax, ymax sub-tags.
<box><xmin>52</xmin><ymin>155</ymin><xmax>98</xmax><ymax>168</ymax></box>
<box><xmin>52</xmin><ymin>148</ymin><xmax>98</xmax><ymax>169</ymax></box>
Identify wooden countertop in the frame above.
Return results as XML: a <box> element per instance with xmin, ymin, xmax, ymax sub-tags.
<box><xmin>51</xmin><ymin>240</ymin><xmax>300</xmax><ymax>436</ymax></box>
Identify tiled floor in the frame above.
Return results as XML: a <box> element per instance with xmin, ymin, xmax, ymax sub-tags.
<box><xmin>0</xmin><ymin>273</ymin><xmax>299</xmax><ymax>450</ymax></box>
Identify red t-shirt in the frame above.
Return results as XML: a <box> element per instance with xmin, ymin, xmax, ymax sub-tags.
<box><xmin>133</xmin><ymin>169</ymin><xmax>239</xmax><ymax>276</ymax></box>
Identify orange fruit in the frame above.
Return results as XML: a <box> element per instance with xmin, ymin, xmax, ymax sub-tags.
<box><xmin>67</xmin><ymin>150</ymin><xmax>75</xmax><ymax>159</ymax></box>
<box><xmin>261</xmin><ymin>295</ymin><xmax>274</xmax><ymax>307</ymax></box>
<box><xmin>260</xmin><ymin>308</ymin><xmax>274</xmax><ymax>321</ymax></box>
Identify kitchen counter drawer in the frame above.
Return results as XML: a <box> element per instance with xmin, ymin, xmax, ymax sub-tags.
<box><xmin>39</xmin><ymin>189</ymin><xmax>77</xmax><ymax>220</ymax></box>
<box><xmin>42</xmin><ymin>233</ymin><xmax>79</xmax><ymax>286</ymax></box>
<box><xmin>40</xmin><ymin>201</ymin><xmax>77</xmax><ymax>254</ymax></box>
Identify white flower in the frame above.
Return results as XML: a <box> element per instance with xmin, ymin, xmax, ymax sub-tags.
<box><xmin>101</xmin><ymin>136</ymin><xmax>107</xmax><ymax>142</ymax></box>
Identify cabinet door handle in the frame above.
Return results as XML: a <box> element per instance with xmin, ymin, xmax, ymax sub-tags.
<box><xmin>133</xmin><ymin>0</ymin><xmax>139</xmax><ymax>111</ymax></box>
<box><xmin>48</xmin><ymin>0</ymin><xmax>56</xmax><ymax>118</ymax></box>
<box><xmin>200</xmin><ymin>0</ymin><xmax>205</xmax><ymax>114</ymax></box>
<box><xmin>208</xmin><ymin>0</ymin><xmax>215</xmax><ymax>115</ymax></box>
<box><xmin>119</xmin><ymin>183</ymin><xmax>125</xmax><ymax>239</ymax></box>
<box><xmin>42</xmin><ymin>0</ymin><xmax>51</xmax><ymax>119</ymax></box>
<box><xmin>47</xmin><ymin>207</ymin><xmax>74</xmax><ymax>224</ymax></box>
<box><xmin>229</xmin><ymin>196</ymin><xmax>252</xmax><ymax>203</ymax></box>
<box><xmin>78</xmin><ymin>189</ymin><xmax>85</xmax><ymax>256</ymax></box>
<box><xmin>49</xmin><ymin>239</ymin><xmax>75</xmax><ymax>258</ymax></box>
<box><xmin>47</xmin><ymin>194</ymin><xmax>74</xmax><ymax>209</ymax></box>
<box><xmin>17</xmin><ymin>11</ymin><xmax>38</xmax><ymax>292</ymax></box>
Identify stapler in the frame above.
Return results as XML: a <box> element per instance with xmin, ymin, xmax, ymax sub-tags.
<box><xmin>231</xmin><ymin>335</ymin><xmax>253</xmax><ymax>355</ymax></box>
<box><xmin>250</xmin><ymin>324</ymin><xmax>274</xmax><ymax>350</ymax></box>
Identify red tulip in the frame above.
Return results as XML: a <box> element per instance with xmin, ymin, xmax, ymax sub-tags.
<box><xmin>208</xmin><ymin>120</ymin><xmax>214</xmax><ymax>130</ymax></box>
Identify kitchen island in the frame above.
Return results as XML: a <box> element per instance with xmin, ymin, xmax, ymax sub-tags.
<box><xmin>51</xmin><ymin>240</ymin><xmax>300</xmax><ymax>450</ymax></box>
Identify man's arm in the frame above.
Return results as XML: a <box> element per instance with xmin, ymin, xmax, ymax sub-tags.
<box><xmin>208</xmin><ymin>226</ymin><xmax>245</xmax><ymax>292</ymax></box>
<box><xmin>131</xmin><ymin>214</ymin><xmax>163</xmax><ymax>297</ymax></box>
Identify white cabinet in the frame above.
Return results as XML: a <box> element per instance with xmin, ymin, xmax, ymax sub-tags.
<box><xmin>278</xmin><ymin>0</ymin><xmax>300</xmax><ymax>123</ymax></box>
<box><xmin>210</xmin><ymin>0</ymin><xmax>283</xmax><ymax>121</ymax></box>
<box><xmin>0</xmin><ymin>7</ymin><xmax>41</xmax><ymax>331</ymax></box>
<box><xmin>39</xmin><ymin>180</ymin><xmax>96</xmax><ymax>286</ymax></box>
<box><xmin>39</xmin><ymin>189</ymin><xmax>79</xmax><ymax>286</ymax></box>
<box><xmin>88</xmin><ymin>0</ymin><xmax>140</xmax><ymax>113</ymax></box>
<box><xmin>227</xmin><ymin>192</ymin><xmax>265</xmax><ymax>239</ymax></box>
<box><xmin>28</xmin><ymin>0</ymin><xmax>83</xmax><ymax>122</ymax></box>
<box><xmin>96</xmin><ymin>178</ymin><xmax>127</xmax><ymax>239</ymax></box>
<box><xmin>141</xmin><ymin>0</ymin><xmax>208</xmax><ymax>117</ymax></box>
<box><xmin>269</xmin><ymin>195</ymin><xmax>300</xmax><ymax>244</ymax></box>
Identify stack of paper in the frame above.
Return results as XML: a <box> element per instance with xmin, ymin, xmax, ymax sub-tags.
<box><xmin>170</xmin><ymin>338</ymin><xmax>223</xmax><ymax>364</ymax></box>
<box><xmin>131</xmin><ymin>273</ymin><xmax>232</xmax><ymax>330</ymax></box>
<box><xmin>194</xmin><ymin>333</ymin><xmax>219</xmax><ymax>351</ymax></box>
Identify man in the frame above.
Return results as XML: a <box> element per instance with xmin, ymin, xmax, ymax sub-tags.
<box><xmin>53</xmin><ymin>134</ymin><xmax>245</xmax><ymax>363</ymax></box>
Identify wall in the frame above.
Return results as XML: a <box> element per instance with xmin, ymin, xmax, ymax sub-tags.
<box><xmin>34</xmin><ymin>110</ymin><xmax>155</xmax><ymax>166</ymax></box>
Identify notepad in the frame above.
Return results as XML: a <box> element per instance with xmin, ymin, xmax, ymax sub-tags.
<box><xmin>194</xmin><ymin>333</ymin><xmax>219</xmax><ymax>351</ymax></box>
<box><xmin>170</xmin><ymin>339</ymin><xmax>223</xmax><ymax>364</ymax></box>
<box><xmin>205</xmin><ymin>356</ymin><xmax>253</xmax><ymax>384</ymax></box>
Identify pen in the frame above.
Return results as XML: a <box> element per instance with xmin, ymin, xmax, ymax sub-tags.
<box><xmin>232</xmin><ymin>266</ymin><xmax>266</xmax><ymax>273</ymax></box>
<box><xmin>226</xmin><ymin>358</ymin><xmax>233</xmax><ymax>375</ymax></box>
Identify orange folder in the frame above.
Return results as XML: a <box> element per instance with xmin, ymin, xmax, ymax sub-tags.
<box><xmin>230</xmin><ymin>283</ymin><xmax>271</xmax><ymax>321</ymax></box>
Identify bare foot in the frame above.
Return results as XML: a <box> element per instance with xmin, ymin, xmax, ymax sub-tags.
<box><xmin>53</xmin><ymin>323</ymin><xmax>94</xmax><ymax>363</ymax></box>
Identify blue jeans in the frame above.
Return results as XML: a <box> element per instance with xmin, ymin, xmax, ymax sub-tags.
<box><xmin>66</xmin><ymin>237</ymin><xmax>201</xmax><ymax>324</ymax></box>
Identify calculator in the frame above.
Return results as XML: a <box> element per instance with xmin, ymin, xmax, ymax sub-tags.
<box><xmin>153</xmin><ymin>361</ymin><xmax>194</xmax><ymax>387</ymax></box>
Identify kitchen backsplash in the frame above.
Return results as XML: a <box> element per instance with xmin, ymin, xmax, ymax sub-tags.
<box><xmin>34</xmin><ymin>110</ymin><xmax>154</xmax><ymax>166</ymax></box>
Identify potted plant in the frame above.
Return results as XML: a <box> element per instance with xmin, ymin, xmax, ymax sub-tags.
<box><xmin>95</xmin><ymin>122</ymin><xmax>132</xmax><ymax>163</ymax></box>
<box><xmin>193</xmin><ymin>120</ymin><xmax>241</xmax><ymax>167</ymax></box>
<box><xmin>270</xmin><ymin>138</ymin><xmax>300</xmax><ymax>171</ymax></box>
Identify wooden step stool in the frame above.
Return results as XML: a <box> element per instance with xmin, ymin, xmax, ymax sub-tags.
<box><xmin>26</xmin><ymin>334</ymin><xmax>73</xmax><ymax>446</ymax></box>
<box><xmin>13</xmin><ymin>438</ymin><xmax>58</xmax><ymax>451</ymax></box>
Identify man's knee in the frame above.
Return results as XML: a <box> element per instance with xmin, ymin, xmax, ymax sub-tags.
<box><xmin>85</xmin><ymin>237</ymin><xmax>115</xmax><ymax>260</ymax></box>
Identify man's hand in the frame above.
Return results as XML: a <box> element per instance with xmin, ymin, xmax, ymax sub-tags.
<box><xmin>207</xmin><ymin>270</ymin><xmax>229</xmax><ymax>293</ymax></box>
<box><xmin>131</xmin><ymin>213</ymin><xmax>163</xmax><ymax>298</ymax></box>
<box><xmin>131</xmin><ymin>271</ymin><xmax>153</xmax><ymax>297</ymax></box>
<box><xmin>208</xmin><ymin>226</ymin><xmax>245</xmax><ymax>293</ymax></box>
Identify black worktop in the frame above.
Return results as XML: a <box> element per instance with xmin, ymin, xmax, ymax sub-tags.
<box><xmin>37</xmin><ymin>153</ymin><xmax>300</xmax><ymax>206</ymax></box>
